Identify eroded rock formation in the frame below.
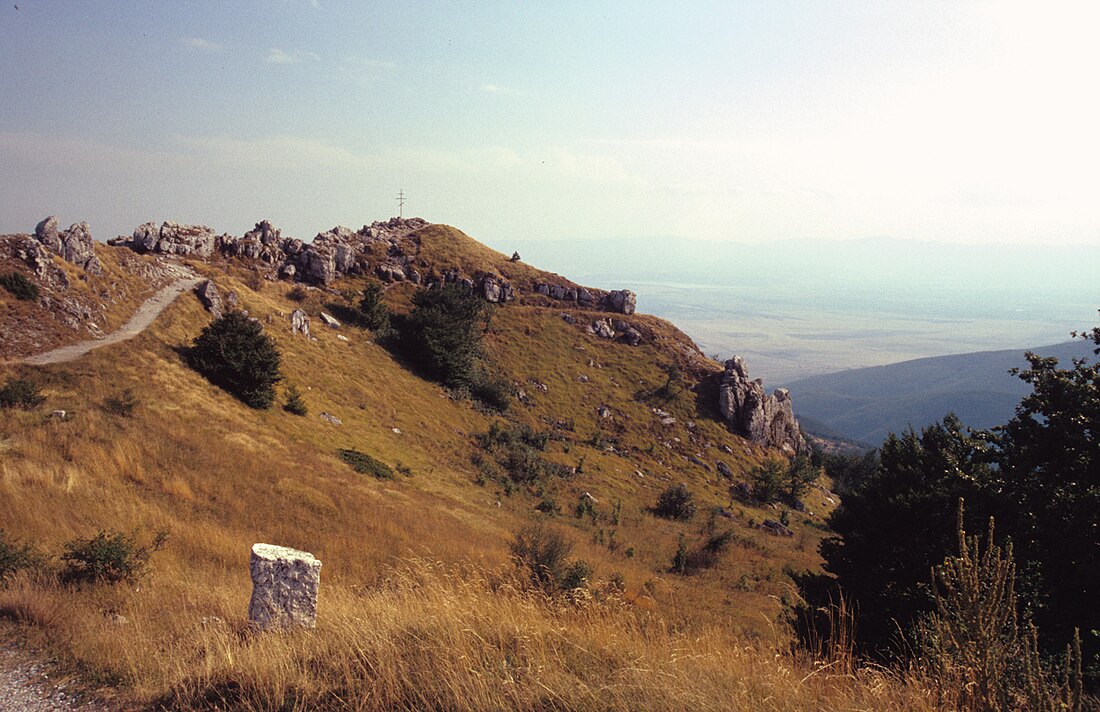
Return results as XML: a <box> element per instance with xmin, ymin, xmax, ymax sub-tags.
<box><xmin>247</xmin><ymin>543</ymin><xmax>321</xmax><ymax>630</ymax></box>
<box><xmin>718</xmin><ymin>356</ymin><xmax>805</xmax><ymax>455</ymax></box>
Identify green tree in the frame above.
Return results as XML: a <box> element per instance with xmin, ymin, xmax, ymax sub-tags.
<box><xmin>402</xmin><ymin>285</ymin><xmax>488</xmax><ymax>388</ymax></box>
<box><xmin>187</xmin><ymin>311</ymin><xmax>282</xmax><ymax>409</ymax></box>
<box><xmin>356</xmin><ymin>281</ymin><xmax>390</xmax><ymax>330</ymax></box>
<box><xmin>786</xmin><ymin>454</ymin><xmax>819</xmax><ymax>500</ymax></box>
<box><xmin>818</xmin><ymin>414</ymin><xmax>992</xmax><ymax>657</ymax></box>
<box><xmin>988</xmin><ymin>327</ymin><xmax>1100</xmax><ymax>680</ymax></box>
<box><xmin>748</xmin><ymin>458</ymin><xmax>787</xmax><ymax>504</ymax></box>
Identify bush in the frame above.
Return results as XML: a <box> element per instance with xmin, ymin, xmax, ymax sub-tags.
<box><xmin>0</xmin><ymin>530</ymin><xmax>42</xmax><ymax>582</ymax></box>
<box><xmin>401</xmin><ymin>285</ymin><xmax>487</xmax><ymax>387</ymax></box>
<box><xmin>101</xmin><ymin>389</ymin><xmax>138</xmax><ymax>417</ymax></box>
<box><xmin>748</xmin><ymin>459</ymin><xmax>786</xmax><ymax>504</ymax></box>
<box><xmin>671</xmin><ymin>530</ymin><xmax>735</xmax><ymax>575</ymax></box>
<box><xmin>653</xmin><ymin>483</ymin><xmax>696</xmax><ymax>521</ymax></box>
<box><xmin>477</xmin><ymin>422</ymin><xmax>566</xmax><ymax>485</ymax></box>
<box><xmin>356</xmin><ymin>282</ymin><xmax>390</xmax><ymax>331</ymax></box>
<box><xmin>469</xmin><ymin>372</ymin><xmax>512</xmax><ymax>412</ymax></box>
<box><xmin>339</xmin><ymin>448</ymin><xmax>393</xmax><ymax>479</ymax></box>
<box><xmin>187</xmin><ymin>311</ymin><xmax>282</xmax><ymax>409</ymax></box>
<box><xmin>286</xmin><ymin>285</ymin><xmax>309</xmax><ymax>302</ymax></box>
<box><xmin>61</xmin><ymin>529</ymin><xmax>167</xmax><ymax>584</ymax></box>
<box><xmin>0</xmin><ymin>378</ymin><xmax>45</xmax><ymax>410</ymax></box>
<box><xmin>0</xmin><ymin>271</ymin><xmax>39</xmax><ymax>301</ymax></box>
<box><xmin>510</xmin><ymin>523</ymin><xmax>590</xmax><ymax>593</ymax></box>
<box><xmin>283</xmin><ymin>384</ymin><xmax>308</xmax><ymax>416</ymax></box>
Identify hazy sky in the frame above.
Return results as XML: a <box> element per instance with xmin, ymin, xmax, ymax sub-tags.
<box><xmin>2</xmin><ymin>1</ymin><xmax>1098</xmax><ymax>247</ymax></box>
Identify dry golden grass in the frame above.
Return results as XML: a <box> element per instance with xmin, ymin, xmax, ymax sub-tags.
<box><xmin>0</xmin><ymin>232</ymin><xmax>889</xmax><ymax>708</ymax></box>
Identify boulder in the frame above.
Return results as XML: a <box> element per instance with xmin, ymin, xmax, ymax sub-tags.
<box><xmin>761</xmin><ymin>519</ymin><xmax>794</xmax><ymax>537</ymax></box>
<box><xmin>718</xmin><ymin>356</ymin><xmax>806</xmax><ymax>454</ymax></box>
<box><xmin>195</xmin><ymin>280</ymin><xmax>223</xmax><ymax>318</ymax></box>
<box><xmin>605</xmin><ymin>289</ymin><xmax>637</xmax><ymax>315</ymax></box>
<box><xmin>34</xmin><ymin>216</ymin><xmax>60</xmax><ymax>253</ymax></box>
<box><xmin>716</xmin><ymin>461</ymin><xmax>733</xmax><ymax>479</ymax></box>
<box><xmin>247</xmin><ymin>543</ymin><xmax>321</xmax><ymax>630</ymax></box>
<box><xmin>590</xmin><ymin>318</ymin><xmax>616</xmax><ymax>339</ymax></box>
<box><xmin>290</xmin><ymin>309</ymin><xmax>311</xmax><ymax>338</ymax></box>
<box><xmin>319</xmin><ymin>312</ymin><xmax>341</xmax><ymax>329</ymax></box>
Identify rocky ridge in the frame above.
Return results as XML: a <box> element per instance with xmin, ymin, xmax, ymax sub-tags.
<box><xmin>718</xmin><ymin>356</ymin><xmax>806</xmax><ymax>454</ymax></box>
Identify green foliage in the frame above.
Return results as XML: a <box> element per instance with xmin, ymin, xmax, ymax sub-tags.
<box><xmin>653</xmin><ymin>483</ymin><xmax>696</xmax><ymax>521</ymax></box>
<box><xmin>574</xmin><ymin>494</ymin><xmax>597</xmax><ymax>520</ymax></box>
<box><xmin>817</xmin><ymin>414</ymin><xmax>991</xmax><ymax>657</ymax></box>
<box><xmin>0</xmin><ymin>271</ymin><xmax>39</xmax><ymax>301</ymax></box>
<box><xmin>0</xmin><ymin>378</ymin><xmax>45</xmax><ymax>410</ymax></box>
<box><xmin>283</xmin><ymin>384</ymin><xmax>308</xmax><ymax>416</ymax></box>
<box><xmin>812</xmin><ymin>448</ymin><xmax>879</xmax><ymax>496</ymax></box>
<box><xmin>338</xmin><ymin>449</ymin><xmax>393</xmax><ymax>479</ymax></box>
<box><xmin>101</xmin><ymin>389</ymin><xmax>138</xmax><ymax>418</ymax></box>
<box><xmin>402</xmin><ymin>285</ymin><xmax>488</xmax><ymax>388</ymax></box>
<box><xmin>748</xmin><ymin>459</ymin><xmax>787</xmax><ymax>504</ymax></box>
<box><xmin>356</xmin><ymin>282</ymin><xmax>390</xmax><ymax>331</ymax></box>
<box><xmin>60</xmin><ymin>529</ymin><xmax>167</xmax><ymax>585</ymax></box>
<box><xmin>477</xmin><ymin>422</ymin><xmax>566</xmax><ymax>486</ymax></box>
<box><xmin>468</xmin><ymin>371</ymin><xmax>512</xmax><ymax>413</ymax></box>
<box><xmin>671</xmin><ymin>534</ymin><xmax>688</xmax><ymax>575</ymax></box>
<box><xmin>915</xmin><ymin>500</ymin><xmax>1085</xmax><ymax>711</ymax></box>
<box><xmin>187</xmin><ymin>311</ymin><xmax>282</xmax><ymax>409</ymax></box>
<box><xmin>510</xmin><ymin>523</ymin><xmax>590</xmax><ymax>593</ymax></box>
<box><xmin>785</xmin><ymin>454</ymin><xmax>819</xmax><ymax>500</ymax></box>
<box><xmin>0</xmin><ymin>530</ymin><xmax>42</xmax><ymax>582</ymax></box>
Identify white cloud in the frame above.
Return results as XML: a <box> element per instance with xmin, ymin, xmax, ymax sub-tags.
<box><xmin>266</xmin><ymin>48</ymin><xmax>298</xmax><ymax>65</ymax></box>
<box><xmin>182</xmin><ymin>37</ymin><xmax>222</xmax><ymax>52</ymax></box>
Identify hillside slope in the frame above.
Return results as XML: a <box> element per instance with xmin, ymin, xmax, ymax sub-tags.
<box><xmin>783</xmin><ymin>339</ymin><xmax>1096</xmax><ymax>445</ymax></box>
<box><xmin>0</xmin><ymin>218</ymin><xmax>939</xmax><ymax>709</ymax></box>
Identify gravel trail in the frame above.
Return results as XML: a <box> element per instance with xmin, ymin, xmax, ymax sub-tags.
<box><xmin>18</xmin><ymin>268</ymin><xmax>200</xmax><ymax>366</ymax></box>
<box><xmin>0</xmin><ymin>641</ymin><xmax>113</xmax><ymax>711</ymax></box>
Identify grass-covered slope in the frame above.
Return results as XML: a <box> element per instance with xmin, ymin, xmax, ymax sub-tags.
<box><xmin>0</xmin><ymin>223</ymin><xmax>935</xmax><ymax>709</ymax></box>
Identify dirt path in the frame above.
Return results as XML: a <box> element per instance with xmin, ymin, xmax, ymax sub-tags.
<box><xmin>18</xmin><ymin>268</ymin><xmax>200</xmax><ymax>366</ymax></box>
<box><xmin>0</xmin><ymin>640</ymin><xmax>111</xmax><ymax>711</ymax></box>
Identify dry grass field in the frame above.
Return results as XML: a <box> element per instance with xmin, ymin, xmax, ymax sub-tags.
<box><xmin>0</xmin><ymin>227</ymin><xmax>943</xmax><ymax>709</ymax></box>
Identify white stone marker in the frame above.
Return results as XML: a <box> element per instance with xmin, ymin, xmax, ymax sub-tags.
<box><xmin>248</xmin><ymin>543</ymin><xmax>321</xmax><ymax>630</ymax></box>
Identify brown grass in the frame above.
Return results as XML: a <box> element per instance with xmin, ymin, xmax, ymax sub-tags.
<box><xmin>0</xmin><ymin>233</ymin><xmax>882</xmax><ymax>708</ymax></box>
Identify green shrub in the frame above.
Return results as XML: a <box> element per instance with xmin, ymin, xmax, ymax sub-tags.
<box><xmin>748</xmin><ymin>459</ymin><xmax>786</xmax><ymax>504</ymax></box>
<box><xmin>187</xmin><ymin>311</ymin><xmax>282</xmax><ymax>409</ymax></box>
<box><xmin>574</xmin><ymin>494</ymin><xmax>597</xmax><ymax>520</ymax></box>
<box><xmin>0</xmin><ymin>530</ymin><xmax>42</xmax><ymax>582</ymax></box>
<box><xmin>0</xmin><ymin>378</ymin><xmax>45</xmax><ymax>410</ymax></box>
<box><xmin>283</xmin><ymin>384</ymin><xmax>308</xmax><ymax>416</ymax></box>
<box><xmin>60</xmin><ymin>529</ymin><xmax>167</xmax><ymax>584</ymax></box>
<box><xmin>101</xmin><ymin>389</ymin><xmax>138</xmax><ymax>417</ymax></box>
<box><xmin>401</xmin><ymin>285</ymin><xmax>487</xmax><ymax>387</ymax></box>
<box><xmin>338</xmin><ymin>448</ymin><xmax>393</xmax><ymax>479</ymax></box>
<box><xmin>356</xmin><ymin>282</ymin><xmax>390</xmax><ymax>331</ymax></box>
<box><xmin>0</xmin><ymin>272</ymin><xmax>39</xmax><ymax>301</ymax></box>
<box><xmin>653</xmin><ymin>483</ymin><xmax>696</xmax><ymax>521</ymax></box>
<box><xmin>510</xmin><ymin>523</ymin><xmax>590</xmax><ymax>593</ymax></box>
<box><xmin>469</xmin><ymin>372</ymin><xmax>512</xmax><ymax>412</ymax></box>
<box><xmin>477</xmin><ymin>422</ymin><xmax>565</xmax><ymax>485</ymax></box>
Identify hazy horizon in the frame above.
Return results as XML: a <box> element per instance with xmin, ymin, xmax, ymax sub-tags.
<box><xmin>4</xmin><ymin>2</ymin><xmax>1100</xmax><ymax>249</ymax></box>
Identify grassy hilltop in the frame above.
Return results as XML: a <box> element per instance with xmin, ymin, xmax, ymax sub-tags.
<box><xmin>0</xmin><ymin>222</ymin><xmax>940</xmax><ymax>709</ymax></box>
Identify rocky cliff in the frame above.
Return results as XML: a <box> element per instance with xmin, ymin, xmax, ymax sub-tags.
<box><xmin>718</xmin><ymin>356</ymin><xmax>806</xmax><ymax>454</ymax></box>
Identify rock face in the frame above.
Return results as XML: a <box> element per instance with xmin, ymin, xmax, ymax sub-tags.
<box><xmin>31</xmin><ymin>216</ymin><xmax>102</xmax><ymax>274</ymax></box>
<box><xmin>247</xmin><ymin>543</ymin><xmax>321</xmax><ymax>630</ymax></box>
<box><xmin>605</xmin><ymin>289</ymin><xmax>636</xmax><ymax>315</ymax></box>
<box><xmin>113</xmin><ymin>221</ymin><xmax>219</xmax><ymax>258</ymax></box>
<box><xmin>718</xmin><ymin>356</ymin><xmax>806</xmax><ymax>455</ymax></box>
<box><xmin>290</xmin><ymin>309</ymin><xmax>311</xmax><ymax>338</ymax></box>
<box><xmin>195</xmin><ymin>280</ymin><xmax>223</xmax><ymax>318</ymax></box>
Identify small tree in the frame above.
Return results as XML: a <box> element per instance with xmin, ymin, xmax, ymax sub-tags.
<box><xmin>356</xmin><ymin>282</ymin><xmax>390</xmax><ymax>331</ymax></box>
<box><xmin>653</xmin><ymin>483</ymin><xmax>696</xmax><ymax>521</ymax></box>
<box><xmin>60</xmin><ymin>529</ymin><xmax>167</xmax><ymax>584</ymax></box>
<box><xmin>0</xmin><ymin>272</ymin><xmax>39</xmax><ymax>301</ymax></box>
<box><xmin>283</xmin><ymin>384</ymin><xmax>308</xmax><ymax>415</ymax></box>
<box><xmin>402</xmin><ymin>285</ymin><xmax>487</xmax><ymax>388</ymax></box>
<box><xmin>0</xmin><ymin>378</ymin><xmax>45</xmax><ymax>410</ymax></box>
<box><xmin>749</xmin><ymin>459</ymin><xmax>786</xmax><ymax>504</ymax></box>
<box><xmin>786</xmin><ymin>454</ymin><xmax>819</xmax><ymax>500</ymax></box>
<box><xmin>187</xmin><ymin>312</ymin><xmax>282</xmax><ymax>409</ymax></box>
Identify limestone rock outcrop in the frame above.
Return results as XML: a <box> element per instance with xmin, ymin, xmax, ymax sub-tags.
<box><xmin>195</xmin><ymin>280</ymin><xmax>223</xmax><ymax>318</ymax></box>
<box><xmin>31</xmin><ymin>216</ymin><xmax>102</xmax><ymax>274</ymax></box>
<box><xmin>718</xmin><ymin>356</ymin><xmax>805</xmax><ymax>455</ymax></box>
<box><xmin>290</xmin><ymin>309</ymin><xmax>311</xmax><ymax>338</ymax></box>
<box><xmin>247</xmin><ymin>543</ymin><xmax>321</xmax><ymax>630</ymax></box>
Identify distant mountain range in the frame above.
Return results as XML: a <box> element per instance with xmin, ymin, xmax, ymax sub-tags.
<box><xmin>781</xmin><ymin>339</ymin><xmax>1096</xmax><ymax>446</ymax></box>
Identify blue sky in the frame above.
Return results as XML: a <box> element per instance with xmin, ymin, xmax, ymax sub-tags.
<box><xmin>2</xmin><ymin>1</ymin><xmax>1098</xmax><ymax>247</ymax></box>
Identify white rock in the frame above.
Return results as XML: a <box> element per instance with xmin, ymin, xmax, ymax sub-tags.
<box><xmin>319</xmin><ymin>312</ymin><xmax>341</xmax><ymax>328</ymax></box>
<box><xmin>248</xmin><ymin>543</ymin><xmax>321</xmax><ymax>630</ymax></box>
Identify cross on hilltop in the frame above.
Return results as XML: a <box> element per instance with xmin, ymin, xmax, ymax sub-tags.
<box><xmin>396</xmin><ymin>190</ymin><xmax>406</xmax><ymax>218</ymax></box>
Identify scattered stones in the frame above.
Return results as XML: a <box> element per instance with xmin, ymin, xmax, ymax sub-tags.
<box><xmin>761</xmin><ymin>519</ymin><xmax>794</xmax><ymax>537</ymax></box>
<box><xmin>577</xmin><ymin>375</ymin><xmax>589</xmax><ymax>383</ymax></box>
<box><xmin>716</xmin><ymin>461</ymin><xmax>733</xmax><ymax>479</ymax></box>
<box><xmin>50</xmin><ymin>410</ymin><xmax>67</xmax><ymax>420</ymax></box>
<box><xmin>247</xmin><ymin>543</ymin><xmax>322</xmax><ymax>630</ymax></box>
<box><xmin>596</xmin><ymin>405</ymin><xmax>612</xmax><ymax>419</ymax></box>
<box><xmin>581</xmin><ymin>491</ymin><xmax>599</xmax><ymax>504</ymax></box>
<box><xmin>319</xmin><ymin>412</ymin><xmax>342</xmax><ymax>426</ymax></box>
<box><xmin>336</xmin><ymin>334</ymin><xmax>349</xmax><ymax>342</ymax></box>
<box><xmin>290</xmin><ymin>309</ymin><xmax>311</xmax><ymax>338</ymax></box>
<box><xmin>589</xmin><ymin>318</ymin><xmax>616</xmax><ymax>339</ymax></box>
<box><xmin>689</xmin><ymin>455</ymin><xmax>710</xmax><ymax>470</ymax></box>
<box><xmin>721</xmin><ymin>444</ymin><xmax>734</xmax><ymax>455</ymax></box>
<box><xmin>319</xmin><ymin>312</ymin><xmax>341</xmax><ymax>329</ymax></box>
